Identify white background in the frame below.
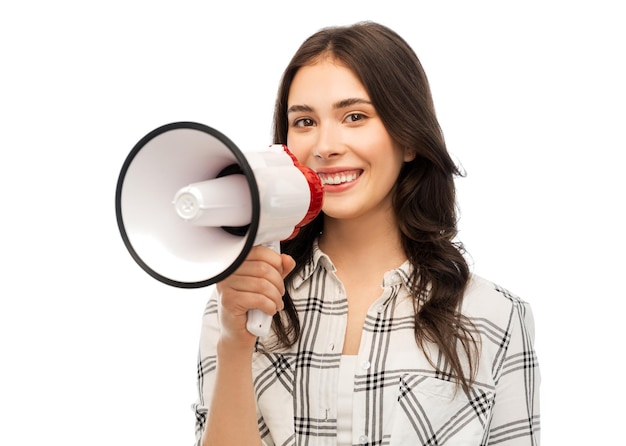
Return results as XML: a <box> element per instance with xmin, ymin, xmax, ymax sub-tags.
<box><xmin>1</xmin><ymin>1</ymin><xmax>624</xmax><ymax>444</ymax></box>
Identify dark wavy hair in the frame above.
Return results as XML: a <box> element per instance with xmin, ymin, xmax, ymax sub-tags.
<box><xmin>271</xmin><ymin>21</ymin><xmax>478</xmax><ymax>392</ymax></box>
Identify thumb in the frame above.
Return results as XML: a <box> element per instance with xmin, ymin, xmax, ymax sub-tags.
<box><xmin>280</xmin><ymin>254</ymin><xmax>296</xmax><ymax>278</ymax></box>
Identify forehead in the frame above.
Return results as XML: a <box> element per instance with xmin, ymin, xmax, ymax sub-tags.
<box><xmin>288</xmin><ymin>59</ymin><xmax>369</xmax><ymax>106</ymax></box>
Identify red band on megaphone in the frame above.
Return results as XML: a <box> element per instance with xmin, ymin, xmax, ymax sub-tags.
<box><xmin>281</xmin><ymin>145</ymin><xmax>324</xmax><ymax>240</ymax></box>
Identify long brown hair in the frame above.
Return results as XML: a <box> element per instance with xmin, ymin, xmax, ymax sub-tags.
<box><xmin>272</xmin><ymin>22</ymin><xmax>478</xmax><ymax>392</ymax></box>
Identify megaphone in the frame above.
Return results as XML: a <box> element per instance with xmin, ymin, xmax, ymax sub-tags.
<box><xmin>115</xmin><ymin>122</ymin><xmax>323</xmax><ymax>336</ymax></box>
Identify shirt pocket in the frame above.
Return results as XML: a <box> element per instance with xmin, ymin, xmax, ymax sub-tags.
<box><xmin>389</xmin><ymin>374</ymin><xmax>494</xmax><ymax>446</ymax></box>
<box><xmin>252</xmin><ymin>352</ymin><xmax>297</xmax><ymax>446</ymax></box>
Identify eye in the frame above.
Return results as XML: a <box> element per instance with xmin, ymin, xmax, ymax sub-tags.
<box><xmin>345</xmin><ymin>113</ymin><xmax>366</xmax><ymax>123</ymax></box>
<box><xmin>293</xmin><ymin>117</ymin><xmax>315</xmax><ymax>127</ymax></box>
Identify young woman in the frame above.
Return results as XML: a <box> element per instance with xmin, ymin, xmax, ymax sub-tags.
<box><xmin>194</xmin><ymin>22</ymin><xmax>540</xmax><ymax>446</ymax></box>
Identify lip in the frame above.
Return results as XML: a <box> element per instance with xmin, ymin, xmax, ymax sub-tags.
<box><xmin>315</xmin><ymin>167</ymin><xmax>363</xmax><ymax>191</ymax></box>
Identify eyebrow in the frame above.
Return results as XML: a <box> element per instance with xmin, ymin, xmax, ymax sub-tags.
<box><xmin>334</xmin><ymin>97</ymin><xmax>372</xmax><ymax>109</ymax></box>
<box><xmin>287</xmin><ymin>97</ymin><xmax>373</xmax><ymax>114</ymax></box>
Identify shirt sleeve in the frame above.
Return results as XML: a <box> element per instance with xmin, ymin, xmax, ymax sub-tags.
<box><xmin>191</xmin><ymin>291</ymin><xmax>275</xmax><ymax>446</ymax></box>
<box><xmin>488</xmin><ymin>298</ymin><xmax>541</xmax><ymax>445</ymax></box>
<box><xmin>192</xmin><ymin>291</ymin><xmax>220</xmax><ymax>446</ymax></box>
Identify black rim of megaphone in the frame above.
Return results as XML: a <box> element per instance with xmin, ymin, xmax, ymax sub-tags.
<box><xmin>114</xmin><ymin>121</ymin><xmax>261</xmax><ymax>289</ymax></box>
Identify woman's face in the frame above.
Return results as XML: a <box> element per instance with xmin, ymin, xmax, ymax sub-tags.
<box><xmin>286</xmin><ymin>58</ymin><xmax>414</xmax><ymax>221</ymax></box>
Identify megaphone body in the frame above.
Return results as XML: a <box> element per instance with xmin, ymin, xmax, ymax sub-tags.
<box><xmin>115</xmin><ymin>122</ymin><xmax>323</xmax><ymax>336</ymax></box>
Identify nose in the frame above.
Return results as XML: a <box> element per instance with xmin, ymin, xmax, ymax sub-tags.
<box><xmin>313</xmin><ymin>124</ymin><xmax>343</xmax><ymax>160</ymax></box>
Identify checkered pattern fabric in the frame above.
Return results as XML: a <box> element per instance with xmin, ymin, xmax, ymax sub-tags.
<box><xmin>193</xmin><ymin>244</ymin><xmax>540</xmax><ymax>445</ymax></box>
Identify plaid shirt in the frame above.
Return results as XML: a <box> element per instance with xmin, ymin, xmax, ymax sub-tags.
<box><xmin>194</xmin><ymin>244</ymin><xmax>540</xmax><ymax>445</ymax></box>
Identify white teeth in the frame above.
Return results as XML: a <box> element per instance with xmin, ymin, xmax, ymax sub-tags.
<box><xmin>319</xmin><ymin>172</ymin><xmax>359</xmax><ymax>185</ymax></box>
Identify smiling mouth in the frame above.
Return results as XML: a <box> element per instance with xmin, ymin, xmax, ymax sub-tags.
<box><xmin>317</xmin><ymin>170</ymin><xmax>362</xmax><ymax>186</ymax></box>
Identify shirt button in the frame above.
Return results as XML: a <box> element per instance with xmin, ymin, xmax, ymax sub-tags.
<box><xmin>361</xmin><ymin>360</ymin><xmax>371</xmax><ymax>370</ymax></box>
<box><xmin>329</xmin><ymin>343</ymin><xmax>335</xmax><ymax>351</ymax></box>
<box><xmin>359</xmin><ymin>434</ymin><xmax>369</xmax><ymax>444</ymax></box>
<box><xmin>377</xmin><ymin>305</ymin><xmax>384</xmax><ymax>313</ymax></box>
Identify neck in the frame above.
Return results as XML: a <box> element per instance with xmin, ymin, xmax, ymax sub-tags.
<box><xmin>319</xmin><ymin>210</ymin><xmax>406</xmax><ymax>275</ymax></box>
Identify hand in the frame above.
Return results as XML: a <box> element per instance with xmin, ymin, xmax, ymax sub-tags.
<box><xmin>216</xmin><ymin>245</ymin><xmax>296</xmax><ymax>351</ymax></box>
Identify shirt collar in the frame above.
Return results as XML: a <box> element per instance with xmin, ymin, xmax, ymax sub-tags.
<box><xmin>290</xmin><ymin>238</ymin><xmax>415</xmax><ymax>291</ymax></box>
<box><xmin>290</xmin><ymin>239</ymin><xmax>332</xmax><ymax>289</ymax></box>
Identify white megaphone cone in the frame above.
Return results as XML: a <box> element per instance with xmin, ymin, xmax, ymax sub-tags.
<box><xmin>115</xmin><ymin>122</ymin><xmax>324</xmax><ymax>337</ymax></box>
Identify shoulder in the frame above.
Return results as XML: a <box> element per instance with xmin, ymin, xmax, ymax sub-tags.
<box><xmin>462</xmin><ymin>275</ymin><xmax>534</xmax><ymax>328</ymax></box>
<box><xmin>462</xmin><ymin>275</ymin><xmax>539</xmax><ymax>383</ymax></box>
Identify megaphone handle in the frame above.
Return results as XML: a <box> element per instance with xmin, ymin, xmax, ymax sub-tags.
<box><xmin>246</xmin><ymin>240</ymin><xmax>281</xmax><ymax>337</ymax></box>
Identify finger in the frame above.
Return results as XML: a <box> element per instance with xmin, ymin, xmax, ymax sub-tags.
<box><xmin>229</xmin><ymin>258</ymin><xmax>286</xmax><ymax>296</ymax></box>
<box><xmin>245</xmin><ymin>245</ymin><xmax>285</xmax><ymax>273</ymax></box>
<box><xmin>280</xmin><ymin>254</ymin><xmax>296</xmax><ymax>279</ymax></box>
<box><xmin>226</xmin><ymin>273</ymin><xmax>285</xmax><ymax>313</ymax></box>
<box><xmin>220</xmin><ymin>291</ymin><xmax>280</xmax><ymax>318</ymax></box>
<box><xmin>218</xmin><ymin>255</ymin><xmax>287</xmax><ymax>316</ymax></box>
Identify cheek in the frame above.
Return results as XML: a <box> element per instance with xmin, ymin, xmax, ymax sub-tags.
<box><xmin>371</xmin><ymin>145</ymin><xmax>406</xmax><ymax>182</ymax></box>
<box><xmin>286</xmin><ymin>135</ymin><xmax>311</xmax><ymax>165</ymax></box>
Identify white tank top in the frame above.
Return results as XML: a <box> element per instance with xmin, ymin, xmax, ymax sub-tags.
<box><xmin>337</xmin><ymin>355</ymin><xmax>357</xmax><ymax>445</ymax></box>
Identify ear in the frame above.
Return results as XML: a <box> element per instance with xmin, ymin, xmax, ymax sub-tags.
<box><xmin>403</xmin><ymin>148</ymin><xmax>417</xmax><ymax>162</ymax></box>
